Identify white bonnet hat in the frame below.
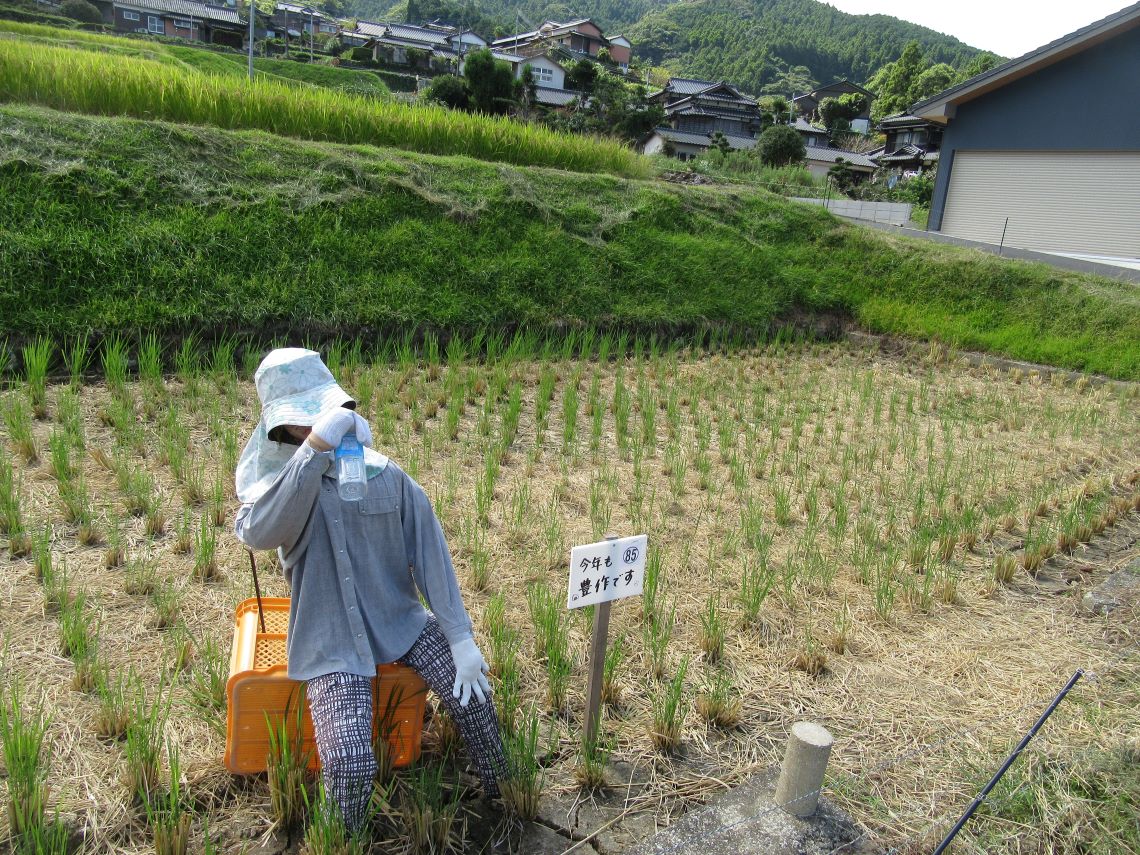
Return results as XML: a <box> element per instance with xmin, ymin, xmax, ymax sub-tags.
<box><xmin>235</xmin><ymin>348</ymin><xmax>385</xmax><ymax>504</ymax></box>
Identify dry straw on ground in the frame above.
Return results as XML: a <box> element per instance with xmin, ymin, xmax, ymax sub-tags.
<box><xmin>0</xmin><ymin>339</ymin><xmax>1137</xmax><ymax>853</ymax></box>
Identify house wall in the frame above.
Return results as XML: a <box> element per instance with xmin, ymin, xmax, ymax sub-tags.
<box><xmin>608</xmin><ymin>41</ymin><xmax>630</xmax><ymax>65</ymax></box>
<box><xmin>642</xmin><ymin>135</ymin><xmax>705</xmax><ymax>160</ymax></box>
<box><xmin>929</xmin><ymin>24</ymin><xmax>1140</xmax><ymax>230</ymax></box>
<box><xmin>519</xmin><ymin>56</ymin><xmax>564</xmax><ymax>89</ymax></box>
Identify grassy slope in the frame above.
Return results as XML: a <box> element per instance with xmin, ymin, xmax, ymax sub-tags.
<box><xmin>1</xmin><ymin>104</ymin><xmax>1137</xmax><ymax>379</ymax></box>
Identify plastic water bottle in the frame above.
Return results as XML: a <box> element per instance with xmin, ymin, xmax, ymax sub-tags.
<box><xmin>335</xmin><ymin>431</ymin><xmax>367</xmax><ymax>501</ymax></box>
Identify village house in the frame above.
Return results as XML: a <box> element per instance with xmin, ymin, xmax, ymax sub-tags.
<box><xmin>792</xmin><ymin>80</ymin><xmax>876</xmax><ymax>133</ymax></box>
<box><xmin>490</xmin><ymin>19</ymin><xmax>631</xmax><ymax>70</ymax></box>
<box><xmin>874</xmin><ymin>112</ymin><xmax>942</xmax><ymax>173</ymax></box>
<box><xmin>92</xmin><ymin>0</ymin><xmax>246</xmax><ymax>47</ymax></box>
<box><xmin>265</xmin><ymin>2</ymin><xmax>340</xmax><ymax>41</ymax></box>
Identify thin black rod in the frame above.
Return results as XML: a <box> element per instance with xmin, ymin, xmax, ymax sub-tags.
<box><xmin>932</xmin><ymin>669</ymin><xmax>1083</xmax><ymax>855</ymax></box>
<box><xmin>248</xmin><ymin>549</ymin><xmax>266</xmax><ymax>634</ymax></box>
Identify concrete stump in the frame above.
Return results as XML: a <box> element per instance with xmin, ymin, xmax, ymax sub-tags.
<box><xmin>775</xmin><ymin>721</ymin><xmax>834</xmax><ymax>817</ymax></box>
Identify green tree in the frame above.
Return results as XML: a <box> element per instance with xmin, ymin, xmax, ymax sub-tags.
<box><xmin>566</xmin><ymin>59</ymin><xmax>598</xmax><ymax>94</ymax></box>
<box><xmin>961</xmin><ymin>52</ymin><xmax>1001</xmax><ymax>79</ymax></box>
<box><xmin>758</xmin><ymin>95</ymin><xmax>791</xmax><ymax>126</ymax></box>
<box><xmin>463</xmin><ymin>48</ymin><xmax>515</xmax><ymax>114</ymax></box>
<box><xmin>60</xmin><ymin>0</ymin><xmax>103</xmax><ymax>23</ymax></box>
<box><xmin>827</xmin><ymin>158</ymin><xmax>856</xmax><ymax>192</ymax></box>
<box><xmin>866</xmin><ymin>40</ymin><xmax>925</xmax><ymax>120</ymax></box>
<box><xmin>756</xmin><ymin>124</ymin><xmax>805</xmax><ymax>167</ymax></box>
<box><xmin>424</xmin><ymin>73</ymin><xmax>469</xmax><ymax>110</ymax></box>
<box><xmin>910</xmin><ymin>62</ymin><xmax>957</xmax><ymax>102</ymax></box>
<box><xmin>760</xmin><ymin>63</ymin><xmax>817</xmax><ymax>97</ymax></box>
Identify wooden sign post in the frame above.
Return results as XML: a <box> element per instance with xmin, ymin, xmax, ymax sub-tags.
<box><xmin>567</xmin><ymin>533</ymin><xmax>647</xmax><ymax>749</ymax></box>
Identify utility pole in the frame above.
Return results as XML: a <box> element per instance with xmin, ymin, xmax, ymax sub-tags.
<box><xmin>308</xmin><ymin>6</ymin><xmax>314</xmax><ymax>61</ymax></box>
<box><xmin>247</xmin><ymin>0</ymin><xmax>255</xmax><ymax>80</ymax></box>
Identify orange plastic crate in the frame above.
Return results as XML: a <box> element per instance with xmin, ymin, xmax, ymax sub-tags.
<box><xmin>224</xmin><ymin>597</ymin><xmax>428</xmax><ymax>775</ymax></box>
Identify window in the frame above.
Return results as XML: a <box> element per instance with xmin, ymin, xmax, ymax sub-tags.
<box><xmin>320</xmin><ymin>23</ymin><xmax>335</xmax><ymax>32</ymax></box>
<box><xmin>147</xmin><ymin>15</ymin><xmax>163</xmax><ymax>33</ymax></box>
<box><xmin>173</xmin><ymin>18</ymin><xmax>192</xmax><ymax>29</ymax></box>
<box><xmin>122</xmin><ymin>9</ymin><xmax>139</xmax><ymax>19</ymax></box>
<box><xmin>527</xmin><ymin>64</ymin><xmax>553</xmax><ymax>84</ymax></box>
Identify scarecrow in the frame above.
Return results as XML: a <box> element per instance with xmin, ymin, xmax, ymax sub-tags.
<box><xmin>233</xmin><ymin>348</ymin><xmax>506</xmax><ymax>829</ymax></box>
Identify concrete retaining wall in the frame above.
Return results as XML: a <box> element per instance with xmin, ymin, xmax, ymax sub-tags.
<box><xmin>792</xmin><ymin>197</ymin><xmax>913</xmax><ymax>226</ymax></box>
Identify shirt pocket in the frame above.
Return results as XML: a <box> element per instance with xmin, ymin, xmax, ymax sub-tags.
<box><xmin>359</xmin><ymin>496</ymin><xmax>399</xmax><ymax>516</ymax></box>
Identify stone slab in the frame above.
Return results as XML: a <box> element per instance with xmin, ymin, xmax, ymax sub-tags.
<box><xmin>621</xmin><ymin>768</ymin><xmax>870</xmax><ymax>855</ymax></box>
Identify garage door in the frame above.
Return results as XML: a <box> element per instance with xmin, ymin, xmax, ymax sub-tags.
<box><xmin>940</xmin><ymin>151</ymin><xmax>1140</xmax><ymax>257</ymax></box>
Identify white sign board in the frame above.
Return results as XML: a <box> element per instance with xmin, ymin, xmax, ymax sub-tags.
<box><xmin>567</xmin><ymin>534</ymin><xmax>647</xmax><ymax>609</ymax></box>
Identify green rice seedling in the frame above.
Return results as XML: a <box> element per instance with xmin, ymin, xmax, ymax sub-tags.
<box><xmin>208</xmin><ymin>475</ymin><xmax>226</xmax><ymax>527</ymax></box>
<box><xmin>166</xmin><ymin>623</ymin><xmax>195</xmax><ymax>675</ymax></box>
<box><xmin>561</xmin><ymin>378</ymin><xmax>579</xmax><ymax>454</ymax></box>
<box><xmin>64</xmin><ymin>331</ymin><xmax>91</xmax><ymax>388</ymax></box>
<box><xmin>59</xmin><ymin>588</ymin><xmax>99</xmax><ymax>691</ymax></box>
<box><xmin>172</xmin><ymin>509</ymin><xmax>193</xmax><ymax>554</ymax></box>
<box><xmin>0</xmin><ymin>677</ymin><xmax>51</xmax><ymax>842</ymax></box>
<box><xmin>193</xmin><ymin>514</ymin><xmax>218</xmax><ymax>581</ymax></box>
<box><xmin>185</xmin><ymin>634</ymin><xmax>227</xmax><ymax>724</ymax></box>
<box><xmin>55</xmin><ymin>386</ymin><xmax>84</xmax><ymax>450</ymax></box>
<box><xmin>101</xmin><ymin>334</ymin><xmax>130</xmax><ymax>398</ymax></box>
<box><xmin>42</xmin><ymin>560</ymin><xmax>72</xmax><ymax>614</ymax></box>
<box><xmin>664</xmin><ymin>445</ymin><xmax>687</xmax><ymax>500</ymax></box>
<box><xmin>640</xmin><ymin>383</ymin><xmax>657</xmax><ymax>452</ymax></box>
<box><xmin>493</xmin><ymin>643</ymin><xmax>522</xmax><ymax>737</ymax></box>
<box><xmin>589</xmin><ymin>476</ymin><xmax>612</xmax><ymax>540</ymax></box>
<box><xmin>602</xmin><ymin>634</ymin><xmax>625</xmax><ymax>706</ymax></box>
<box><xmin>266</xmin><ymin>686</ymin><xmax>313</xmax><ymax>833</ymax></box>
<box><xmin>791</xmin><ymin>625</ymin><xmax>827</xmax><ymax>676</ymax></box>
<box><xmin>469</xmin><ymin>542</ymin><xmax>490</xmax><ymax>593</ymax></box>
<box><xmin>499</xmin><ymin>702</ymin><xmax>549</xmax><ymax>822</ymax></box>
<box><xmin>125</xmin><ymin>676</ymin><xmax>169</xmax><ymax>806</ymax></box>
<box><xmin>773</xmin><ymin>483</ymin><xmax>792</xmax><ymax>526</ymax></box>
<box><xmin>873</xmin><ymin>555</ymin><xmax>897</xmax><ymax>623</ymax></box>
<box><xmin>47</xmin><ymin>428</ymin><xmax>72</xmax><ymax>484</ymax></box>
<box><xmin>695</xmin><ymin>667</ymin><xmax>742</xmax><ymax>729</ymax></box>
<box><xmin>94</xmin><ymin>668</ymin><xmax>131</xmax><ymax>741</ymax></box>
<box><xmin>207</xmin><ymin>335</ymin><xmax>237</xmax><ymax>385</ymax></box>
<box><xmin>400</xmin><ymin>760</ymin><xmax>463</xmax><ymax>855</ymax></box>
<box><xmin>31</xmin><ymin>523</ymin><xmax>53</xmax><ymax>583</ymax></box>
<box><xmin>699</xmin><ymin>593</ymin><xmax>725</xmax><ymax>663</ymax></box>
<box><xmin>301</xmin><ymin>779</ymin><xmax>367</xmax><ymax>855</ymax></box>
<box><xmin>147</xmin><ymin>740</ymin><xmax>191</xmax><ymax>855</ymax></box>
<box><xmin>642</xmin><ymin>598</ymin><xmax>676</xmax><ymax>680</ymax></box>
<box><xmin>173</xmin><ymin>335</ymin><xmax>200</xmax><ymax>383</ymax></box>
<box><xmin>641</xmin><ymin>544</ymin><xmax>663</xmax><ymax>624</ymax></box>
<box><xmin>827</xmin><ymin>597</ymin><xmax>854</xmax><ymax>654</ymax></box>
<box><xmin>21</xmin><ymin>336</ymin><xmax>52</xmax><ymax>419</ymax></box>
<box><xmin>574</xmin><ymin>723</ymin><xmax>611</xmax><ymax>791</ymax></box>
<box><xmin>104</xmin><ymin>516</ymin><xmax>125</xmax><ymax>568</ymax></box>
<box><xmin>993</xmin><ymin>553</ymin><xmax>1018</xmax><ymax>586</ymax></box>
<box><xmin>137</xmin><ymin>332</ymin><xmax>164</xmax><ymax>389</ymax></box>
<box><xmin>936</xmin><ymin>566</ymin><xmax>960</xmax><ymax>605</ymax></box>
<box><xmin>738</xmin><ymin>556</ymin><xmax>775</xmax><ymax>628</ymax></box>
<box><xmin>150</xmin><ymin>584</ymin><xmax>181</xmax><ymax>629</ymax></box>
<box><xmin>4</xmin><ymin>396</ymin><xmax>38</xmax><ymax>462</ymax></box>
<box><xmin>651</xmin><ymin>656</ymin><xmax>689</xmax><ymax>752</ymax></box>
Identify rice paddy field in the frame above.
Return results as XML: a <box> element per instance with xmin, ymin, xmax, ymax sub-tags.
<box><xmin>0</xmin><ymin>25</ymin><xmax>648</xmax><ymax>177</ymax></box>
<box><xmin>1</xmin><ymin>333</ymin><xmax>1137</xmax><ymax>854</ymax></box>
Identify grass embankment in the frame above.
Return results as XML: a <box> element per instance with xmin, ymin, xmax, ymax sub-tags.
<box><xmin>0</xmin><ymin>35</ymin><xmax>645</xmax><ymax>176</ymax></box>
<box><xmin>1</xmin><ymin>104</ymin><xmax>1137</xmax><ymax>379</ymax></box>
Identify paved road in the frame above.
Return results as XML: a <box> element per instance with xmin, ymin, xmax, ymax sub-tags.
<box><xmin>845</xmin><ymin>219</ymin><xmax>1140</xmax><ymax>284</ymax></box>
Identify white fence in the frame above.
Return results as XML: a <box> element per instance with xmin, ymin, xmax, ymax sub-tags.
<box><xmin>792</xmin><ymin>197</ymin><xmax>913</xmax><ymax>226</ymax></box>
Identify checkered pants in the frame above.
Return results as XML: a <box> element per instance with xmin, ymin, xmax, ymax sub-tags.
<box><xmin>307</xmin><ymin>615</ymin><xmax>506</xmax><ymax>830</ymax></box>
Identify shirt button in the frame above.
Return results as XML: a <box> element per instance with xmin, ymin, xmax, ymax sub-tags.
<box><xmin>344</xmin><ymin>577</ymin><xmax>350</xmax><ymax>582</ymax></box>
<box><xmin>356</xmin><ymin>633</ymin><xmax>362</xmax><ymax>638</ymax></box>
<box><xmin>349</xmin><ymin>605</ymin><xmax>356</xmax><ymax>611</ymax></box>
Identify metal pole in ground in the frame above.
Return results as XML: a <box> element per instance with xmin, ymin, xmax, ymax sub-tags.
<box><xmin>775</xmin><ymin>721</ymin><xmax>834</xmax><ymax>817</ymax></box>
<box><xmin>932</xmin><ymin>669</ymin><xmax>1083</xmax><ymax>855</ymax></box>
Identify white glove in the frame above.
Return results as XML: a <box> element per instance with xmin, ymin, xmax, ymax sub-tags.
<box><xmin>310</xmin><ymin>407</ymin><xmax>373</xmax><ymax>448</ymax></box>
<box><xmin>449</xmin><ymin>637</ymin><xmax>491</xmax><ymax>708</ymax></box>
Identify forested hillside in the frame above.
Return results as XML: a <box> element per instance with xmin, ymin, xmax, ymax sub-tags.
<box><xmin>342</xmin><ymin>0</ymin><xmax>991</xmax><ymax>96</ymax></box>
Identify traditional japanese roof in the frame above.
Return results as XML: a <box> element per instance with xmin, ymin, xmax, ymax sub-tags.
<box><xmin>385</xmin><ymin>22</ymin><xmax>449</xmax><ymax>45</ymax></box>
<box><xmin>912</xmin><ymin>2</ymin><xmax>1140</xmax><ymax>122</ymax></box>
<box><xmin>793</xmin><ymin>117</ymin><xmax>826</xmax><ymax>132</ymax></box>
<box><xmin>804</xmin><ymin>146</ymin><xmax>877</xmax><ymax>168</ymax></box>
<box><xmin>534</xmin><ymin>86</ymin><xmax>579</xmax><ymax>106</ymax></box>
<box><xmin>351</xmin><ymin>19</ymin><xmax>388</xmax><ymax>38</ymax></box>
<box><xmin>876</xmin><ymin>144</ymin><xmax>926</xmax><ymax>162</ymax></box>
<box><xmin>663</xmin><ymin>77</ymin><xmax>722</xmax><ymax>95</ymax></box>
<box><xmin>275</xmin><ymin>2</ymin><xmax>331</xmax><ymax>19</ymax></box>
<box><xmin>116</xmin><ymin>0</ymin><xmax>240</xmax><ymax>23</ymax></box>
<box><xmin>877</xmin><ymin>112</ymin><xmax>930</xmax><ymax>128</ymax></box>
<box><xmin>649</xmin><ymin>127</ymin><xmax>758</xmax><ymax>149</ymax></box>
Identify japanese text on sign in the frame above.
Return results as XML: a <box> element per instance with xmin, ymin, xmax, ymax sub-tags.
<box><xmin>567</xmin><ymin>534</ymin><xmax>647</xmax><ymax>609</ymax></box>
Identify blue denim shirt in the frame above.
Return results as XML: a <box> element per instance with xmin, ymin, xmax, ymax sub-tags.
<box><xmin>233</xmin><ymin>442</ymin><xmax>473</xmax><ymax>681</ymax></box>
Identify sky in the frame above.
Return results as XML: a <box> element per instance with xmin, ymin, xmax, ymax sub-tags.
<box><xmin>822</xmin><ymin>0</ymin><xmax>1131</xmax><ymax>58</ymax></box>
